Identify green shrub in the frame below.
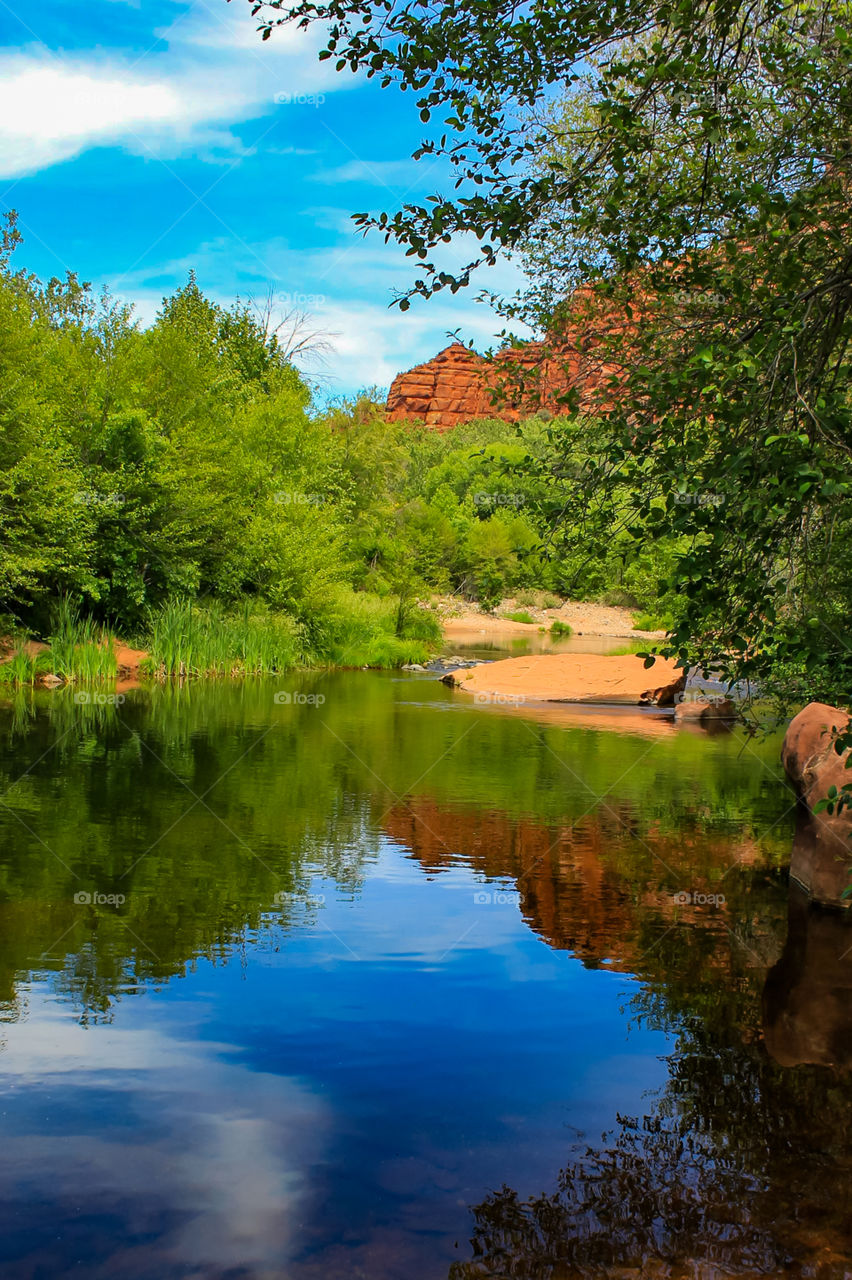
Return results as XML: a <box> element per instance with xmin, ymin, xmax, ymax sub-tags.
<box><xmin>632</xmin><ymin>612</ymin><xmax>673</xmax><ymax>632</ymax></box>
<box><xmin>298</xmin><ymin>588</ymin><xmax>441</xmax><ymax>669</ymax></box>
<box><xmin>600</xmin><ymin>587</ymin><xmax>641</xmax><ymax>609</ymax></box>
<box><xmin>549</xmin><ymin>619</ymin><xmax>573</xmax><ymax>637</ymax></box>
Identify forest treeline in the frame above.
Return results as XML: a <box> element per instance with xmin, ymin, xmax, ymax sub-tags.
<box><xmin>0</xmin><ymin>217</ymin><xmax>675</xmax><ymax>677</ymax></box>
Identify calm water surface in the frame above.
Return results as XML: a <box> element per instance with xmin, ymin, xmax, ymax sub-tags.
<box><xmin>0</xmin><ymin>672</ymin><xmax>851</xmax><ymax>1278</ymax></box>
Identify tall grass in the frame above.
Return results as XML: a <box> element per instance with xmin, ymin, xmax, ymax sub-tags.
<box><xmin>301</xmin><ymin>588</ymin><xmax>441</xmax><ymax>668</ymax></box>
<box><xmin>0</xmin><ymin>643</ymin><xmax>46</xmax><ymax>686</ymax></box>
<box><xmin>2</xmin><ymin>589</ymin><xmax>442</xmax><ymax>688</ymax></box>
<box><xmin>47</xmin><ymin>597</ymin><xmax>118</xmax><ymax>682</ymax></box>
<box><xmin>146</xmin><ymin>600</ymin><xmax>300</xmax><ymax>677</ymax></box>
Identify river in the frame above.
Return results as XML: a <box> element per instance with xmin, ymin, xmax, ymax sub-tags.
<box><xmin>0</xmin><ymin>669</ymin><xmax>850</xmax><ymax>1277</ymax></box>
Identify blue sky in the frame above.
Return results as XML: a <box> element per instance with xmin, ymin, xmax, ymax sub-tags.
<box><xmin>0</xmin><ymin>0</ymin><xmax>525</xmax><ymax>396</ymax></box>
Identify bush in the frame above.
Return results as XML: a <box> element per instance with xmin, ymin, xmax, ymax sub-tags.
<box><xmin>632</xmin><ymin>612</ymin><xmax>672</xmax><ymax>633</ymax></box>
<box><xmin>300</xmin><ymin>588</ymin><xmax>441</xmax><ymax>668</ymax></box>
<box><xmin>600</xmin><ymin>587</ymin><xmax>641</xmax><ymax>610</ymax></box>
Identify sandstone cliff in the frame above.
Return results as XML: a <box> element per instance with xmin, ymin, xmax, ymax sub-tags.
<box><xmin>385</xmin><ymin>286</ymin><xmax>636</xmax><ymax>429</ymax></box>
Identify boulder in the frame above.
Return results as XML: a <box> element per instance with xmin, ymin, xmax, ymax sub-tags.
<box><xmin>674</xmin><ymin>696</ymin><xmax>738</xmax><ymax>729</ymax></box>
<box><xmin>450</xmin><ymin>652</ymin><xmax>685</xmax><ymax>705</ymax></box>
<box><xmin>781</xmin><ymin>701</ymin><xmax>852</xmax><ymax>908</ymax></box>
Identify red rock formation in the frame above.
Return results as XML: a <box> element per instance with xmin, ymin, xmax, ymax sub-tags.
<box><xmin>386</xmin><ymin>343</ymin><xmax>494</xmax><ymax>428</ymax></box>
<box><xmin>386</xmin><ymin>286</ymin><xmax>639</xmax><ymax>429</ymax></box>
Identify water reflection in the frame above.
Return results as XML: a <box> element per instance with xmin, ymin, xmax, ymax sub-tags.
<box><xmin>763</xmin><ymin>885</ymin><xmax>852</xmax><ymax>1068</ymax></box>
<box><xmin>0</xmin><ymin>678</ymin><xmax>849</xmax><ymax>1277</ymax></box>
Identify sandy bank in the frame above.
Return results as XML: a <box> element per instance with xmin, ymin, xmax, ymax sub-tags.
<box><xmin>437</xmin><ymin>596</ymin><xmax>664</xmax><ymax>644</ymax></box>
<box><xmin>448</xmin><ymin>652</ymin><xmax>685</xmax><ymax>706</ymax></box>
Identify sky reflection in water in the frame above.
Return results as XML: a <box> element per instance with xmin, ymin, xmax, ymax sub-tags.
<box><xmin>0</xmin><ymin>674</ymin><xmax>849</xmax><ymax>1278</ymax></box>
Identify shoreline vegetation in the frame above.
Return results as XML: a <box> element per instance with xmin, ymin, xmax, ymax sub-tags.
<box><xmin>0</xmin><ymin>222</ymin><xmax>683</xmax><ymax>695</ymax></box>
<box><xmin>0</xmin><ymin>595</ymin><xmax>443</xmax><ymax>686</ymax></box>
<box><xmin>0</xmin><ymin>595</ymin><xmax>656</xmax><ymax>687</ymax></box>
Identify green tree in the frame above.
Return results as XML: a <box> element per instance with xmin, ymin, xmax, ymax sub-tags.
<box><xmin>250</xmin><ymin>0</ymin><xmax>852</xmax><ymax>700</ymax></box>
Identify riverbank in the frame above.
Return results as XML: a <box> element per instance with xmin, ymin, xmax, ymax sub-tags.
<box><xmin>436</xmin><ymin>595</ymin><xmax>665</xmax><ymax>647</ymax></box>
<box><xmin>0</xmin><ymin>593</ymin><xmax>442</xmax><ymax>687</ymax></box>
<box><xmin>1</xmin><ymin>594</ymin><xmax>664</xmax><ymax>689</ymax></box>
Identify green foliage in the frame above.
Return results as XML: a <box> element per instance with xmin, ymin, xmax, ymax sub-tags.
<box><xmin>47</xmin><ymin>597</ymin><xmax>117</xmax><ymax>682</ymax></box>
<box><xmin>299</xmin><ymin>587</ymin><xmax>441</xmax><ymax>667</ymax></box>
<box><xmin>0</xmin><ymin>222</ymin><xmax>678</xmax><ymax>672</ymax></box>
<box><xmin>505</xmin><ymin>609</ymin><xmax>536</xmax><ymax>624</ymax></box>
<box><xmin>633</xmin><ymin>612</ymin><xmax>672</xmax><ymax>633</ymax></box>
<box><xmin>0</xmin><ymin>644</ymin><xmax>46</xmax><ymax>687</ymax></box>
<box><xmin>258</xmin><ymin>0</ymin><xmax>852</xmax><ymax>705</ymax></box>
<box><xmin>549</xmin><ymin>619</ymin><xmax>572</xmax><ymax>637</ymax></box>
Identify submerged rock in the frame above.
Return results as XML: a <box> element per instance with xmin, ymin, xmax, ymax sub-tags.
<box><xmin>674</xmin><ymin>696</ymin><xmax>738</xmax><ymax>731</ymax></box>
<box><xmin>429</xmin><ymin>656</ymin><xmax>484</xmax><ymax>676</ymax></box>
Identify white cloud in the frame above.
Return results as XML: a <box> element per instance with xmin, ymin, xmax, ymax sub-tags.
<box><xmin>1</xmin><ymin>986</ymin><xmax>330</xmax><ymax>1275</ymax></box>
<box><xmin>0</xmin><ymin>2</ymin><xmax>347</xmax><ymax>179</ymax></box>
<box><xmin>310</xmin><ymin>157</ymin><xmax>428</xmax><ymax>189</ymax></box>
<box><xmin>0</xmin><ymin>62</ymin><xmax>182</xmax><ymax>176</ymax></box>
<box><xmin>108</xmin><ymin>228</ymin><xmax>531</xmax><ymax>395</ymax></box>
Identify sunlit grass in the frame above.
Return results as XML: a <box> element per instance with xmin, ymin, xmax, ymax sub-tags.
<box><xmin>47</xmin><ymin>596</ymin><xmax>118</xmax><ymax>683</ymax></box>
<box><xmin>146</xmin><ymin>600</ymin><xmax>300</xmax><ymax>678</ymax></box>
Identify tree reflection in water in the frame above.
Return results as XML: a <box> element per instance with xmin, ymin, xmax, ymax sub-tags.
<box><xmin>451</xmin><ymin>887</ymin><xmax>852</xmax><ymax>1279</ymax></box>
